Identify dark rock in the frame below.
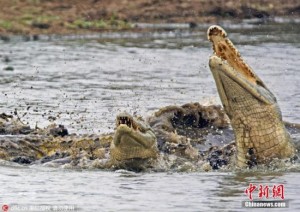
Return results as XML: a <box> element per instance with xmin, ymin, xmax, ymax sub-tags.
<box><xmin>12</xmin><ymin>156</ymin><xmax>32</xmax><ymax>164</ymax></box>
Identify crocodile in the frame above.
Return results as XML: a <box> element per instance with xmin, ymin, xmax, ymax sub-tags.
<box><xmin>0</xmin><ymin>103</ymin><xmax>234</xmax><ymax>171</ymax></box>
<box><xmin>207</xmin><ymin>25</ymin><xmax>297</xmax><ymax>167</ymax></box>
<box><xmin>0</xmin><ymin>112</ymin><xmax>159</xmax><ymax>170</ymax></box>
<box><xmin>111</xmin><ymin>112</ymin><xmax>158</xmax><ymax>161</ymax></box>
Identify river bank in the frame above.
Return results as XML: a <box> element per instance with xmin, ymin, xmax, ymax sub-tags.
<box><xmin>0</xmin><ymin>0</ymin><xmax>299</xmax><ymax>36</ymax></box>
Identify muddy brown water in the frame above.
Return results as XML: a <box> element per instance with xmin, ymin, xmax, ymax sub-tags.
<box><xmin>0</xmin><ymin>20</ymin><xmax>300</xmax><ymax>211</ymax></box>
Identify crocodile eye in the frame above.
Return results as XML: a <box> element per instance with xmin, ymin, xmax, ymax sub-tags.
<box><xmin>256</xmin><ymin>80</ymin><xmax>264</xmax><ymax>87</ymax></box>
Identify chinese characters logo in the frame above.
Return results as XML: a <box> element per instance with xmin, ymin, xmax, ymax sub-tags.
<box><xmin>245</xmin><ymin>183</ymin><xmax>284</xmax><ymax>200</ymax></box>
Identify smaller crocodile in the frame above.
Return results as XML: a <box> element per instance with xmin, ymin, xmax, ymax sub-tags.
<box><xmin>207</xmin><ymin>25</ymin><xmax>297</xmax><ymax>167</ymax></box>
<box><xmin>108</xmin><ymin>112</ymin><xmax>159</xmax><ymax>171</ymax></box>
<box><xmin>111</xmin><ymin>112</ymin><xmax>158</xmax><ymax>161</ymax></box>
<box><xmin>0</xmin><ymin>103</ymin><xmax>234</xmax><ymax>171</ymax></box>
<box><xmin>0</xmin><ymin>113</ymin><xmax>159</xmax><ymax>170</ymax></box>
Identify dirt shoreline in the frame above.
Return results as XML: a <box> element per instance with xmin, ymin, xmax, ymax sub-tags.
<box><xmin>0</xmin><ymin>0</ymin><xmax>299</xmax><ymax>36</ymax></box>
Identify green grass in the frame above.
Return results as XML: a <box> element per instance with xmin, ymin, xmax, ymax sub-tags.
<box><xmin>0</xmin><ymin>20</ymin><xmax>13</xmax><ymax>30</ymax></box>
<box><xmin>67</xmin><ymin>17</ymin><xmax>132</xmax><ymax>30</ymax></box>
<box><xmin>20</xmin><ymin>14</ymin><xmax>60</xmax><ymax>26</ymax></box>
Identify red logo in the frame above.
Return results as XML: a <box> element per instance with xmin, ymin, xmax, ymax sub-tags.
<box><xmin>245</xmin><ymin>184</ymin><xmax>285</xmax><ymax>200</ymax></box>
<box><xmin>272</xmin><ymin>184</ymin><xmax>285</xmax><ymax>199</ymax></box>
<box><xmin>244</xmin><ymin>183</ymin><xmax>257</xmax><ymax>200</ymax></box>
<box><xmin>258</xmin><ymin>185</ymin><xmax>270</xmax><ymax>199</ymax></box>
<box><xmin>2</xmin><ymin>205</ymin><xmax>9</xmax><ymax>212</ymax></box>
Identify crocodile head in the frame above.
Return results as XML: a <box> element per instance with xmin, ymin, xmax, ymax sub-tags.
<box><xmin>111</xmin><ymin>112</ymin><xmax>158</xmax><ymax>161</ymax></box>
<box><xmin>207</xmin><ymin>25</ymin><xmax>276</xmax><ymax>119</ymax></box>
<box><xmin>207</xmin><ymin>25</ymin><xmax>296</xmax><ymax>167</ymax></box>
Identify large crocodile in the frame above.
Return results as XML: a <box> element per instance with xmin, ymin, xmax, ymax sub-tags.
<box><xmin>207</xmin><ymin>25</ymin><xmax>297</xmax><ymax>167</ymax></box>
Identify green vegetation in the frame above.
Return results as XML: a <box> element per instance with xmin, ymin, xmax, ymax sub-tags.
<box><xmin>0</xmin><ymin>20</ymin><xmax>13</xmax><ymax>30</ymax></box>
<box><xmin>20</xmin><ymin>14</ymin><xmax>60</xmax><ymax>27</ymax></box>
<box><xmin>67</xmin><ymin>16</ymin><xmax>132</xmax><ymax>30</ymax></box>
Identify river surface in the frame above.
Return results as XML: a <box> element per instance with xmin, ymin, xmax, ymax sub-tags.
<box><xmin>0</xmin><ymin>21</ymin><xmax>300</xmax><ymax>211</ymax></box>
